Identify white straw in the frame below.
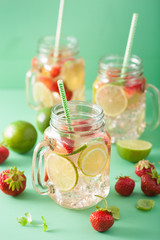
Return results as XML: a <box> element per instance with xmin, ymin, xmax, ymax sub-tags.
<box><xmin>121</xmin><ymin>13</ymin><xmax>139</xmax><ymax>77</ymax></box>
<box><xmin>54</xmin><ymin>0</ymin><xmax>65</xmax><ymax>62</ymax></box>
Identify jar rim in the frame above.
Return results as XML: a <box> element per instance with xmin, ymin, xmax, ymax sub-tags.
<box><xmin>98</xmin><ymin>54</ymin><xmax>143</xmax><ymax>79</ymax></box>
<box><xmin>38</xmin><ymin>36</ymin><xmax>79</xmax><ymax>56</ymax></box>
<box><xmin>50</xmin><ymin>101</ymin><xmax>104</xmax><ymax>131</ymax></box>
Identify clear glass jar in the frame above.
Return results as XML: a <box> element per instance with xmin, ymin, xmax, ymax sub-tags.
<box><xmin>93</xmin><ymin>55</ymin><xmax>160</xmax><ymax>143</ymax></box>
<box><xmin>26</xmin><ymin>36</ymin><xmax>85</xmax><ymax>110</ymax></box>
<box><xmin>32</xmin><ymin>101</ymin><xmax>111</xmax><ymax>209</ymax></box>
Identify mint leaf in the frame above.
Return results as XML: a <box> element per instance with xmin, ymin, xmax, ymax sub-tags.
<box><xmin>137</xmin><ymin>199</ymin><xmax>155</xmax><ymax>211</ymax></box>
<box><xmin>24</xmin><ymin>212</ymin><xmax>32</xmax><ymax>223</ymax></box>
<box><xmin>17</xmin><ymin>216</ymin><xmax>28</xmax><ymax>226</ymax></box>
<box><xmin>41</xmin><ymin>216</ymin><xmax>48</xmax><ymax>232</ymax></box>
<box><xmin>107</xmin><ymin>206</ymin><xmax>120</xmax><ymax>220</ymax></box>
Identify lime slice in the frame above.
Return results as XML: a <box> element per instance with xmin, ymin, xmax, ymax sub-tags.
<box><xmin>78</xmin><ymin>141</ymin><xmax>108</xmax><ymax>177</ymax></box>
<box><xmin>137</xmin><ymin>199</ymin><xmax>155</xmax><ymax>211</ymax></box>
<box><xmin>63</xmin><ymin>59</ymin><xmax>84</xmax><ymax>91</ymax></box>
<box><xmin>33</xmin><ymin>82</ymin><xmax>54</xmax><ymax>107</ymax></box>
<box><xmin>47</xmin><ymin>153</ymin><xmax>78</xmax><ymax>191</ymax></box>
<box><xmin>95</xmin><ymin>84</ymin><xmax>128</xmax><ymax>117</ymax></box>
<box><xmin>58</xmin><ymin>144</ymin><xmax>87</xmax><ymax>157</ymax></box>
<box><xmin>116</xmin><ymin>139</ymin><xmax>152</xmax><ymax>163</ymax></box>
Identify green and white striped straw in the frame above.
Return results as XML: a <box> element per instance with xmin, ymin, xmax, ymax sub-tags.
<box><xmin>121</xmin><ymin>13</ymin><xmax>139</xmax><ymax>78</ymax></box>
<box><xmin>57</xmin><ymin>80</ymin><xmax>73</xmax><ymax>131</ymax></box>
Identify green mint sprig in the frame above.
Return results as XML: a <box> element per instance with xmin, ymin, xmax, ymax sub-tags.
<box><xmin>17</xmin><ymin>212</ymin><xmax>48</xmax><ymax>232</ymax></box>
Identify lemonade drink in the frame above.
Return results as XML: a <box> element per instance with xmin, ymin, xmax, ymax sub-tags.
<box><xmin>32</xmin><ymin>101</ymin><xmax>111</xmax><ymax>209</ymax></box>
<box><xmin>26</xmin><ymin>36</ymin><xmax>85</xmax><ymax>110</ymax></box>
<box><xmin>93</xmin><ymin>55</ymin><xmax>160</xmax><ymax>143</ymax></box>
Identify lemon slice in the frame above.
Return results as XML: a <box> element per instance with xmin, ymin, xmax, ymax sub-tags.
<box><xmin>78</xmin><ymin>141</ymin><xmax>108</xmax><ymax>177</ymax></box>
<box><xmin>33</xmin><ymin>82</ymin><xmax>54</xmax><ymax>107</ymax></box>
<box><xmin>95</xmin><ymin>84</ymin><xmax>128</xmax><ymax>117</ymax></box>
<box><xmin>47</xmin><ymin>153</ymin><xmax>78</xmax><ymax>191</ymax></box>
<box><xmin>63</xmin><ymin>59</ymin><xmax>84</xmax><ymax>91</ymax></box>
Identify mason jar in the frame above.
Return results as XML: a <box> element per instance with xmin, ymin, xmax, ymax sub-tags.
<box><xmin>32</xmin><ymin>101</ymin><xmax>111</xmax><ymax>209</ymax></box>
<box><xmin>93</xmin><ymin>55</ymin><xmax>160</xmax><ymax>143</ymax></box>
<box><xmin>26</xmin><ymin>36</ymin><xmax>85</xmax><ymax>110</ymax></box>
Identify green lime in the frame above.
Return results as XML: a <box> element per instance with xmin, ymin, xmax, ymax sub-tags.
<box><xmin>116</xmin><ymin>139</ymin><xmax>152</xmax><ymax>163</ymax></box>
<box><xmin>137</xmin><ymin>199</ymin><xmax>155</xmax><ymax>211</ymax></box>
<box><xmin>3</xmin><ymin>121</ymin><xmax>37</xmax><ymax>154</ymax></box>
<box><xmin>35</xmin><ymin>107</ymin><xmax>52</xmax><ymax>133</ymax></box>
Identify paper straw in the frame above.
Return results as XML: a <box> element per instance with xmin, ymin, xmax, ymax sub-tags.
<box><xmin>54</xmin><ymin>0</ymin><xmax>65</xmax><ymax>62</ymax></box>
<box><xmin>57</xmin><ymin>80</ymin><xmax>73</xmax><ymax>131</ymax></box>
<box><xmin>121</xmin><ymin>13</ymin><xmax>139</xmax><ymax>78</ymax></box>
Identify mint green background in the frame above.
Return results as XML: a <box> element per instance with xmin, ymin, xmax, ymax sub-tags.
<box><xmin>0</xmin><ymin>0</ymin><xmax>160</xmax><ymax>239</ymax></box>
<box><xmin>0</xmin><ymin>0</ymin><xmax>160</xmax><ymax>89</ymax></box>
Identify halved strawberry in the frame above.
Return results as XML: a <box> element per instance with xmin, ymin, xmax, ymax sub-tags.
<box><xmin>73</xmin><ymin>120</ymin><xmax>92</xmax><ymax>132</ymax></box>
<box><xmin>124</xmin><ymin>76</ymin><xmax>146</xmax><ymax>96</ymax></box>
<box><xmin>54</xmin><ymin>137</ymin><xmax>74</xmax><ymax>154</ymax></box>
<box><xmin>38</xmin><ymin>76</ymin><xmax>54</xmax><ymax>91</ymax></box>
<box><xmin>50</xmin><ymin>65</ymin><xmax>61</xmax><ymax>78</ymax></box>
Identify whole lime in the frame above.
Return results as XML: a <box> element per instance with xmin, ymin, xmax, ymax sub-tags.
<box><xmin>35</xmin><ymin>107</ymin><xmax>52</xmax><ymax>133</ymax></box>
<box><xmin>3</xmin><ymin>121</ymin><xmax>37</xmax><ymax>154</ymax></box>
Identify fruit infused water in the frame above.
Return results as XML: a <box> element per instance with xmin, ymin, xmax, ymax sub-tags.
<box><xmin>32</xmin><ymin>101</ymin><xmax>111</xmax><ymax>209</ymax></box>
<box><xmin>93</xmin><ymin>55</ymin><xmax>160</xmax><ymax>143</ymax></box>
<box><xmin>26</xmin><ymin>36</ymin><xmax>85</xmax><ymax>110</ymax></box>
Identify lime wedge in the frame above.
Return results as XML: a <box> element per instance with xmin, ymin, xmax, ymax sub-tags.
<box><xmin>137</xmin><ymin>199</ymin><xmax>155</xmax><ymax>211</ymax></box>
<box><xmin>95</xmin><ymin>84</ymin><xmax>128</xmax><ymax>117</ymax></box>
<box><xmin>78</xmin><ymin>141</ymin><xmax>108</xmax><ymax>177</ymax></box>
<box><xmin>33</xmin><ymin>82</ymin><xmax>54</xmax><ymax>107</ymax></box>
<box><xmin>47</xmin><ymin>153</ymin><xmax>78</xmax><ymax>191</ymax></box>
<box><xmin>116</xmin><ymin>139</ymin><xmax>152</xmax><ymax>163</ymax></box>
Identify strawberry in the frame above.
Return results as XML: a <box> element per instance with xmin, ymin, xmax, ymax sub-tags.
<box><xmin>50</xmin><ymin>65</ymin><xmax>61</xmax><ymax>78</ymax></box>
<box><xmin>38</xmin><ymin>76</ymin><xmax>55</xmax><ymax>91</ymax></box>
<box><xmin>31</xmin><ymin>57</ymin><xmax>38</xmax><ymax>67</ymax></box>
<box><xmin>54</xmin><ymin>137</ymin><xmax>74</xmax><ymax>154</ymax></box>
<box><xmin>90</xmin><ymin>196</ymin><xmax>119</xmax><ymax>232</ymax></box>
<box><xmin>0</xmin><ymin>166</ymin><xmax>26</xmax><ymax>196</ymax></box>
<box><xmin>65</xmin><ymin>87</ymin><xmax>73</xmax><ymax>101</ymax></box>
<box><xmin>135</xmin><ymin>159</ymin><xmax>155</xmax><ymax>177</ymax></box>
<box><xmin>90</xmin><ymin>210</ymin><xmax>114</xmax><ymax>232</ymax></box>
<box><xmin>0</xmin><ymin>146</ymin><xmax>9</xmax><ymax>164</ymax></box>
<box><xmin>73</xmin><ymin>120</ymin><xmax>92</xmax><ymax>132</ymax></box>
<box><xmin>49</xmin><ymin>79</ymin><xmax>73</xmax><ymax>100</ymax></box>
<box><xmin>124</xmin><ymin>76</ymin><xmax>146</xmax><ymax>96</ymax></box>
<box><xmin>141</xmin><ymin>169</ymin><xmax>160</xmax><ymax>196</ymax></box>
<box><xmin>115</xmin><ymin>176</ymin><xmax>135</xmax><ymax>196</ymax></box>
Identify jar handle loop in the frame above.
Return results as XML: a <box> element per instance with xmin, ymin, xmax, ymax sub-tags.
<box><xmin>32</xmin><ymin>140</ymin><xmax>52</xmax><ymax>195</ymax></box>
<box><xmin>26</xmin><ymin>70</ymin><xmax>40</xmax><ymax>110</ymax></box>
<box><xmin>146</xmin><ymin>83</ymin><xmax>160</xmax><ymax>129</ymax></box>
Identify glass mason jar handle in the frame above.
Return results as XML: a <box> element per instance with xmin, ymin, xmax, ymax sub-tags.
<box><xmin>32</xmin><ymin>140</ymin><xmax>51</xmax><ymax>195</ymax></box>
<box><xmin>146</xmin><ymin>83</ymin><xmax>160</xmax><ymax>129</ymax></box>
<box><xmin>26</xmin><ymin>70</ymin><xmax>40</xmax><ymax>110</ymax></box>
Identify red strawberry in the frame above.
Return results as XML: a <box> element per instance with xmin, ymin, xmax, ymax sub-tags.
<box><xmin>50</xmin><ymin>65</ymin><xmax>61</xmax><ymax>78</ymax></box>
<box><xmin>73</xmin><ymin>120</ymin><xmax>92</xmax><ymax>132</ymax></box>
<box><xmin>0</xmin><ymin>146</ymin><xmax>9</xmax><ymax>164</ymax></box>
<box><xmin>124</xmin><ymin>76</ymin><xmax>146</xmax><ymax>95</ymax></box>
<box><xmin>115</xmin><ymin>176</ymin><xmax>135</xmax><ymax>196</ymax></box>
<box><xmin>141</xmin><ymin>169</ymin><xmax>160</xmax><ymax>196</ymax></box>
<box><xmin>135</xmin><ymin>159</ymin><xmax>155</xmax><ymax>177</ymax></box>
<box><xmin>54</xmin><ymin>137</ymin><xmax>74</xmax><ymax>154</ymax></box>
<box><xmin>0</xmin><ymin>166</ymin><xmax>26</xmax><ymax>196</ymax></box>
<box><xmin>90</xmin><ymin>210</ymin><xmax>114</xmax><ymax>232</ymax></box>
<box><xmin>38</xmin><ymin>76</ymin><xmax>55</xmax><ymax>91</ymax></box>
<box><xmin>31</xmin><ymin>57</ymin><xmax>38</xmax><ymax>67</ymax></box>
<box><xmin>65</xmin><ymin>87</ymin><xmax>73</xmax><ymax>101</ymax></box>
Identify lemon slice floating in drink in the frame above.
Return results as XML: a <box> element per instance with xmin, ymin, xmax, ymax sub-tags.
<box><xmin>47</xmin><ymin>153</ymin><xmax>78</xmax><ymax>191</ymax></box>
<box><xmin>95</xmin><ymin>84</ymin><xmax>128</xmax><ymax>117</ymax></box>
<box><xmin>78</xmin><ymin>141</ymin><xmax>108</xmax><ymax>177</ymax></box>
<box><xmin>33</xmin><ymin>82</ymin><xmax>54</xmax><ymax>107</ymax></box>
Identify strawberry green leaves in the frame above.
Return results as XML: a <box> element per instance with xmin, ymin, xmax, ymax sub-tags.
<box><xmin>17</xmin><ymin>213</ymin><xmax>48</xmax><ymax>232</ymax></box>
<box><xmin>137</xmin><ymin>199</ymin><xmax>155</xmax><ymax>211</ymax></box>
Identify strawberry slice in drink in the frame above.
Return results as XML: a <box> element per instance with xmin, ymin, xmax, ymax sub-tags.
<box><xmin>50</xmin><ymin>65</ymin><xmax>61</xmax><ymax>78</ymax></box>
<box><xmin>38</xmin><ymin>76</ymin><xmax>55</xmax><ymax>91</ymax></box>
<box><xmin>73</xmin><ymin>120</ymin><xmax>92</xmax><ymax>132</ymax></box>
<box><xmin>124</xmin><ymin>76</ymin><xmax>146</xmax><ymax>96</ymax></box>
<box><xmin>54</xmin><ymin>137</ymin><xmax>74</xmax><ymax>154</ymax></box>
